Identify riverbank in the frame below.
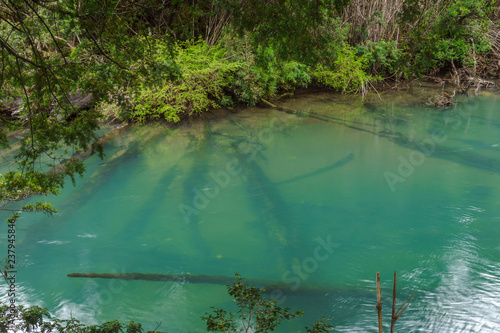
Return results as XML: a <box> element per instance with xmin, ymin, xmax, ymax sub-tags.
<box><xmin>2</xmin><ymin>0</ymin><xmax>500</xmax><ymax>129</ymax></box>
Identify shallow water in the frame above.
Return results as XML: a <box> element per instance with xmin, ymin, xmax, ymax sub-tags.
<box><xmin>2</xmin><ymin>86</ymin><xmax>500</xmax><ymax>332</ymax></box>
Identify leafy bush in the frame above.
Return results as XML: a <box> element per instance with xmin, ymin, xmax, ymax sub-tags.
<box><xmin>131</xmin><ymin>40</ymin><xmax>240</xmax><ymax>122</ymax></box>
<box><xmin>400</xmin><ymin>0</ymin><xmax>493</xmax><ymax>76</ymax></box>
<box><xmin>313</xmin><ymin>44</ymin><xmax>379</xmax><ymax>93</ymax></box>
<box><xmin>0</xmin><ymin>304</ymin><xmax>155</xmax><ymax>333</ymax></box>
<box><xmin>356</xmin><ymin>40</ymin><xmax>403</xmax><ymax>76</ymax></box>
<box><xmin>222</xmin><ymin>0</ymin><xmax>350</xmax><ymax>64</ymax></box>
<box><xmin>220</xmin><ymin>32</ymin><xmax>311</xmax><ymax>105</ymax></box>
<box><xmin>202</xmin><ymin>273</ymin><xmax>332</xmax><ymax>333</ymax></box>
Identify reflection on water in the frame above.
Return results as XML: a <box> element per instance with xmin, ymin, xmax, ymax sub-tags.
<box><xmin>1</xmin><ymin>87</ymin><xmax>500</xmax><ymax>332</ymax></box>
<box><xmin>414</xmin><ymin>233</ymin><xmax>500</xmax><ymax>332</ymax></box>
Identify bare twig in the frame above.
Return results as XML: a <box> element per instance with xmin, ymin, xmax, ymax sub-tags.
<box><xmin>390</xmin><ymin>271</ymin><xmax>397</xmax><ymax>333</ymax></box>
<box><xmin>376</xmin><ymin>272</ymin><xmax>383</xmax><ymax>333</ymax></box>
<box><xmin>390</xmin><ymin>271</ymin><xmax>415</xmax><ymax>332</ymax></box>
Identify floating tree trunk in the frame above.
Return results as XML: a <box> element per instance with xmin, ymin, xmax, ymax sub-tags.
<box><xmin>69</xmin><ymin>272</ymin><xmax>251</xmax><ymax>284</ymax></box>
<box><xmin>67</xmin><ymin>272</ymin><xmax>374</xmax><ymax>299</ymax></box>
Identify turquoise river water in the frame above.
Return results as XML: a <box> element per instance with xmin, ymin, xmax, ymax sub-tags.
<box><xmin>1</xmin><ymin>85</ymin><xmax>500</xmax><ymax>332</ymax></box>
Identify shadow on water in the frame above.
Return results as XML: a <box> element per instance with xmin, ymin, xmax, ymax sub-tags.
<box><xmin>275</xmin><ymin>153</ymin><xmax>355</xmax><ymax>186</ymax></box>
<box><xmin>464</xmin><ymin>185</ymin><xmax>494</xmax><ymax>200</ymax></box>
<box><xmin>227</xmin><ymin>137</ymin><xmax>300</xmax><ymax>273</ymax></box>
<box><xmin>179</xmin><ymin>121</ymin><xmax>216</xmax><ymax>259</ymax></box>
<box><xmin>117</xmin><ymin>163</ymin><xmax>181</xmax><ymax>242</ymax></box>
<box><xmin>390</xmin><ymin>133</ymin><xmax>500</xmax><ymax>174</ymax></box>
<box><xmin>272</xmin><ymin>104</ymin><xmax>500</xmax><ymax>175</ymax></box>
<box><xmin>209</xmin><ymin>115</ymin><xmax>310</xmax><ymax>273</ymax></box>
<box><xmin>116</xmin><ymin>123</ymin><xmax>222</xmax><ymax>254</ymax></box>
<box><xmin>209</xmin><ymin>115</ymin><xmax>357</xmax><ymax>281</ymax></box>
<box><xmin>16</xmin><ymin>125</ymin><xmax>171</xmax><ymax>249</ymax></box>
<box><xmin>61</xmin><ymin>125</ymin><xmax>170</xmax><ymax>211</ymax></box>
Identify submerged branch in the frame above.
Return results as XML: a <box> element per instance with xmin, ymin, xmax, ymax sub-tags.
<box><xmin>275</xmin><ymin>153</ymin><xmax>355</xmax><ymax>186</ymax></box>
<box><xmin>67</xmin><ymin>272</ymin><xmax>363</xmax><ymax>297</ymax></box>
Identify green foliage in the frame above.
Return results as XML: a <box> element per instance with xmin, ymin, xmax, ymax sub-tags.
<box><xmin>0</xmin><ymin>0</ymin><xmax>118</xmax><ymax>220</ymax></box>
<box><xmin>305</xmin><ymin>319</ymin><xmax>335</xmax><ymax>333</ymax></box>
<box><xmin>0</xmin><ymin>171</ymin><xmax>60</xmax><ymax>202</ymax></box>
<box><xmin>130</xmin><ymin>34</ymin><xmax>315</xmax><ymax>118</ymax></box>
<box><xmin>314</xmin><ymin>44</ymin><xmax>379</xmax><ymax>93</ymax></box>
<box><xmin>219</xmin><ymin>32</ymin><xmax>312</xmax><ymax>105</ymax></box>
<box><xmin>0</xmin><ymin>170</ymin><xmax>62</xmax><ymax>221</ymax></box>
<box><xmin>280</xmin><ymin>61</ymin><xmax>312</xmax><ymax>90</ymax></box>
<box><xmin>131</xmin><ymin>40</ymin><xmax>239</xmax><ymax>122</ymax></box>
<box><xmin>399</xmin><ymin>0</ymin><xmax>493</xmax><ymax>75</ymax></box>
<box><xmin>356</xmin><ymin>40</ymin><xmax>403</xmax><ymax>76</ymax></box>
<box><xmin>0</xmin><ymin>304</ymin><xmax>159</xmax><ymax>333</ymax></box>
<box><xmin>218</xmin><ymin>0</ymin><xmax>351</xmax><ymax>63</ymax></box>
<box><xmin>202</xmin><ymin>273</ymin><xmax>333</xmax><ymax>333</ymax></box>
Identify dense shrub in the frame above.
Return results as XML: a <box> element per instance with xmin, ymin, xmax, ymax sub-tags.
<box><xmin>220</xmin><ymin>32</ymin><xmax>311</xmax><ymax>105</ymax></box>
<box><xmin>313</xmin><ymin>44</ymin><xmax>379</xmax><ymax>93</ymax></box>
<box><xmin>399</xmin><ymin>0</ymin><xmax>493</xmax><ymax>75</ymax></box>
<box><xmin>131</xmin><ymin>40</ymin><xmax>240</xmax><ymax>122</ymax></box>
<box><xmin>356</xmin><ymin>40</ymin><xmax>403</xmax><ymax>77</ymax></box>
<box><xmin>0</xmin><ymin>304</ymin><xmax>153</xmax><ymax>333</ymax></box>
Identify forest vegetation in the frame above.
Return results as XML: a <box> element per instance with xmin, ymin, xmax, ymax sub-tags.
<box><xmin>1</xmin><ymin>0</ymin><xmax>500</xmax><ymax>331</ymax></box>
<box><xmin>1</xmin><ymin>0</ymin><xmax>499</xmax><ymax>126</ymax></box>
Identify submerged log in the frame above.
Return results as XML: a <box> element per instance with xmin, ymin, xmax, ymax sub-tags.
<box><xmin>266</xmin><ymin>103</ymin><xmax>371</xmax><ymax>126</ymax></box>
<box><xmin>228</xmin><ymin>138</ymin><xmax>301</xmax><ymax>262</ymax></box>
<box><xmin>180</xmin><ymin>120</ymin><xmax>216</xmax><ymax>255</ymax></box>
<box><xmin>216</xmin><ymin>118</ymin><xmax>354</xmax><ymax>273</ymax></box>
<box><xmin>67</xmin><ymin>272</ymin><xmax>364</xmax><ymax>297</ymax></box>
<box><xmin>209</xmin><ymin>125</ymin><xmax>303</xmax><ymax>273</ymax></box>
<box><xmin>61</xmin><ymin>125</ymin><xmax>169</xmax><ymax>206</ymax></box>
<box><xmin>69</xmin><ymin>272</ymin><xmax>243</xmax><ymax>284</ymax></box>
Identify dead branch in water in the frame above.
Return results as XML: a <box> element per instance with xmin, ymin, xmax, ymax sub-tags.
<box><xmin>376</xmin><ymin>271</ymin><xmax>414</xmax><ymax>333</ymax></box>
